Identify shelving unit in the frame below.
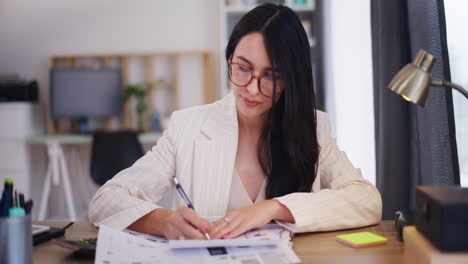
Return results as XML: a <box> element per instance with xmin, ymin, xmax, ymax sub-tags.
<box><xmin>48</xmin><ymin>51</ymin><xmax>214</xmax><ymax>133</ymax></box>
<box><xmin>219</xmin><ymin>0</ymin><xmax>325</xmax><ymax>109</ymax></box>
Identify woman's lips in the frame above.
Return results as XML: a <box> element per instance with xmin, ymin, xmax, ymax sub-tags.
<box><xmin>242</xmin><ymin>96</ymin><xmax>260</xmax><ymax>107</ymax></box>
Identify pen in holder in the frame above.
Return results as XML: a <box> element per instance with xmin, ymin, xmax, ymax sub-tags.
<box><xmin>0</xmin><ymin>214</ymin><xmax>33</xmax><ymax>264</ymax></box>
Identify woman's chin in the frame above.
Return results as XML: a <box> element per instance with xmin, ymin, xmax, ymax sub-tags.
<box><xmin>236</xmin><ymin>102</ymin><xmax>267</xmax><ymax>120</ymax></box>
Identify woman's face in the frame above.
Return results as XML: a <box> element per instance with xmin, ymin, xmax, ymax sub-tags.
<box><xmin>230</xmin><ymin>32</ymin><xmax>283</xmax><ymax>121</ymax></box>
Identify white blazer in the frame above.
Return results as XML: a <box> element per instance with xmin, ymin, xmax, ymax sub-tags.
<box><xmin>89</xmin><ymin>92</ymin><xmax>382</xmax><ymax>233</ymax></box>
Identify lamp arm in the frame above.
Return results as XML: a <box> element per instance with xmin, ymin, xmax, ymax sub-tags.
<box><xmin>431</xmin><ymin>79</ymin><xmax>468</xmax><ymax>99</ymax></box>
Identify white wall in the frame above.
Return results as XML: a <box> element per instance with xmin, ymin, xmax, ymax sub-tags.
<box><xmin>323</xmin><ymin>0</ymin><xmax>376</xmax><ymax>184</ymax></box>
<box><xmin>0</xmin><ymin>0</ymin><xmax>221</xmax><ymax>113</ymax></box>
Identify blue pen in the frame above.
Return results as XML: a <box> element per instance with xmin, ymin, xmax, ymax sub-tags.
<box><xmin>172</xmin><ymin>176</ymin><xmax>211</xmax><ymax>240</ymax></box>
<box><xmin>1</xmin><ymin>179</ymin><xmax>15</xmax><ymax>217</ymax></box>
<box><xmin>4</xmin><ymin>179</ymin><xmax>14</xmax><ymax>208</ymax></box>
<box><xmin>0</xmin><ymin>197</ymin><xmax>4</xmax><ymax>217</ymax></box>
<box><xmin>1</xmin><ymin>187</ymin><xmax>12</xmax><ymax>217</ymax></box>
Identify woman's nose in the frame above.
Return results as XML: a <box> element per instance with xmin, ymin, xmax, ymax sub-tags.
<box><xmin>246</xmin><ymin>77</ymin><xmax>260</xmax><ymax>95</ymax></box>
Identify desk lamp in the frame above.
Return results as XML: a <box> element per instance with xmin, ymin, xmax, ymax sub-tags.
<box><xmin>389</xmin><ymin>49</ymin><xmax>468</xmax><ymax>252</ymax></box>
<box><xmin>388</xmin><ymin>49</ymin><xmax>468</xmax><ymax>106</ymax></box>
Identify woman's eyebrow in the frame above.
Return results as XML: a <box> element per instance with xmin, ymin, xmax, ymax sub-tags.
<box><xmin>236</xmin><ymin>56</ymin><xmax>274</xmax><ymax>71</ymax></box>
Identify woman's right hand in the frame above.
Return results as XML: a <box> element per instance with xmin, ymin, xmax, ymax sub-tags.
<box><xmin>162</xmin><ymin>206</ymin><xmax>213</xmax><ymax>240</ymax></box>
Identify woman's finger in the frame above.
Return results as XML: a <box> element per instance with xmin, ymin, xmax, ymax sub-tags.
<box><xmin>211</xmin><ymin>216</ymin><xmax>230</xmax><ymax>235</ymax></box>
<box><xmin>164</xmin><ymin>224</ymin><xmax>184</xmax><ymax>240</ymax></box>
<box><xmin>180</xmin><ymin>224</ymin><xmax>206</xmax><ymax>240</ymax></box>
<box><xmin>177</xmin><ymin>207</ymin><xmax>213</xmax><ymax>234</ymax></box>
<box><xmin>212</xmin><ymin>217</ymin><xmax>241</xmax><ymax>239</ymax></box>
<box><xmin>211</xmin><ymin>214</ymin><xmax>235</xmax><ymax>233</ymax></box>
<box><xmin>223</xmin><ymin>223</ymin><xmax>250</xmax><ymax>239</ymax></box>
<box><xmin>173</xmin><ymin>213</ymin><xmax>206</xmax><ymax>239</ymax></box>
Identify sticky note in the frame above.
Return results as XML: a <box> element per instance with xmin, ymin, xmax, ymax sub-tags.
<box><xmin>336</xmin><ymin>231</ymin><xmax>388</xmax><ymax>248</ymax></box>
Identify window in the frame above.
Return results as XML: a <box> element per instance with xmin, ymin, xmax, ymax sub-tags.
<box><xmin>444</xmin><ymin>0</ymin><xmax>468</xmax><ymax>186</ymax></box>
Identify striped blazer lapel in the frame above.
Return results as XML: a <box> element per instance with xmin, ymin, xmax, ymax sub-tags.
<box><xmin>192</xmin><ymin>93</ymin><xmax>238</xmax><ymax>216</ymax></box>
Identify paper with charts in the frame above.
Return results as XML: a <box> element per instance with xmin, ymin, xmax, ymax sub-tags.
<box><xmin>94</xmin><ymin>223</ymin><xmax>301</xmax><ymax>264</ymax></box>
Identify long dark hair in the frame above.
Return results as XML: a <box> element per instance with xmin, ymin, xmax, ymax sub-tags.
<box><xmin>226</xmin><ymin>3</ymin><xmax>319</xmax><ymax>198</ymax></box>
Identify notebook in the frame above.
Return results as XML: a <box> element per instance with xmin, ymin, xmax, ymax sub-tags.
<box><xmin>336</xmin><ymin>231</ymin><xmax>388</xmax><ymax>248</ymax></box>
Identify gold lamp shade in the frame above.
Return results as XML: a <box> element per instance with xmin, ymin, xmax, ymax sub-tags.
<box><xmin>388</xmin><ymin>49</ymin><xmax>468</xmax><ymax>107</ymax></box>
<box><xmin>388</xmin><ymin>49</ymin><xmax>435</xmax><ymax>106</ymax></box>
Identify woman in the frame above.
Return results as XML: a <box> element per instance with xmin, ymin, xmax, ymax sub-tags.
<box><xmin>89</xmin><ymin>3</ymin><xmax>382</xmax><ymax>240</ymax></box>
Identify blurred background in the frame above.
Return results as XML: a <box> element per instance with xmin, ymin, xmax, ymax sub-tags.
<box><xmin>0</xmin><ymin>0</ymin><xmax>465</xmax><ymax>221</ymax></box>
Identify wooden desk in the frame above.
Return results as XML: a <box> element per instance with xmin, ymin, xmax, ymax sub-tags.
<box><xmin>292</xmin><ymin>221</ymin><xmax>403</xmax><ymax>264</ymax></box>
<box><xmin>33</xmin><ymin>221</ymin><xmax>403</xmax><ymax>264</ymax></box>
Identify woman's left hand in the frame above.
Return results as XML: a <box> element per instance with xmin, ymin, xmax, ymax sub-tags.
<box><xmin>210</xmin><ymin>199</ymin><xmax>286</xmax><ymax>239</ymax></box>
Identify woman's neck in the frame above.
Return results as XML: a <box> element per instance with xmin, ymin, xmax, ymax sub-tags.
<box><xmin>237</xmin><ymin>113</ymin><xmax>267</xmax><ymax>139</ymax></box>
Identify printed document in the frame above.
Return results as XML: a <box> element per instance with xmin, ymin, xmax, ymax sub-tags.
<box><xmin>95</xmin><ymin>224</ymin><xmax>301</xmax><ymax>264</ymax></box>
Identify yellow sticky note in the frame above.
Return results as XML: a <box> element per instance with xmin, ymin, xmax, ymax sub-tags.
<box><xmin>336</xmin><ymin>231</ymin><xmax>388</xmax><ymax>248</ymax></box>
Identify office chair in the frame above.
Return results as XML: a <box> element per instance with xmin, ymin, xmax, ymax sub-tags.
<box><xmin>90</xmin><ymin>130</ymin><xmax>144</xmax><ymax>186</ymax></box>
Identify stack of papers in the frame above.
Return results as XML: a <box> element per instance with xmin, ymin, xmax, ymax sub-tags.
<box><xmin>95</xmin><ymin>223</ymin><xmax>301</xmax><ymax>264</ymax></box>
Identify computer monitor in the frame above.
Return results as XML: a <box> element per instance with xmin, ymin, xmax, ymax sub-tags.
<box><xmin>50</xmin><ymin>68</ymin><xmax>122</xmax><ymax>120</ymax></box>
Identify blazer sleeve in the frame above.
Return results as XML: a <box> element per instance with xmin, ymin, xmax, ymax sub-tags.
<box><xmin>88</xmin><ymin>116</ymin><xmax>177</xmax><ymax>230</ymax></box>
<box><xmin>274</xmin><ymin>113</ymin><xmax>382</xmax><ymax>233</ymax></box>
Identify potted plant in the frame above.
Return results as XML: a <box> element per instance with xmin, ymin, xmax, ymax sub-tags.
<box><xmin>124</xmin><ymin>80</ymin><xmax>163</xmax><ymax>131</ymax></box>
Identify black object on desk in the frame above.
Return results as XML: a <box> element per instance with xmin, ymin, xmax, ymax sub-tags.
<box><xmin>33</xmin><ymin>222</ymin><xmax>74</xmax><ymax>246</ymax></box>
<box><xmin>415</xmin><ymin>186</ymin><xmax>468</xmax><ymax>252</ymax></box>
<box><xmin>0</xmin><ymin>78</ymin><xmax>38</xmax><ymax>102</ymax></box>
<box><xmin>394</xmin><ymin>209</ymin><xmax>414</xmax><ymax>242</ymax></box>
<box><xmin>53</xmin><ymin>238</ymin><xmax>96</xmax><ymax>258</ymax></box>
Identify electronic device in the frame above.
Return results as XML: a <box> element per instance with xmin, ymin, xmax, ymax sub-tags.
<box><xmin>33</xmin><ymin>222</ymin><xmax>74</xmax><ymax>246</ymax></box>
<box><xmin>0</xmin><ymin>79</ymin><xmax>38</xmax><ymax>102</ymax></box>
<box><xmin>415</xmin><ymin>186</ymin><xmax>468</xmax><ymax>252</ymax></box>
<box><xmin>32</xmin><ymin>224</ymin><xmax>50</xmax><ymax>235</ymax></box>
<box><xmin>50</xmin><ymin>68</ymin><xmax>122</xmax><ymax>124</ymax></box>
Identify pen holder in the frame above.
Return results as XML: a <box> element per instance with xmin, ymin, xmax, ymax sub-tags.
<box><xmin>0</xmin><ymin>215</ymin><xmax>33</xmax><ymax>264</ymax></box>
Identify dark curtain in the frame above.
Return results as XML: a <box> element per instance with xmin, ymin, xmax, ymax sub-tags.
<box><xmin>371</xmin><ymin>0</ymin><xmax>460</xmax><ymax>220</ymax></box>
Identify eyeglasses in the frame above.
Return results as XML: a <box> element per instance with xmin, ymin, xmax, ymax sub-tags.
<box><xmin>228</xmin><ymin>61</ymin><xmax>281</xmax><ymax>98</ymax></box>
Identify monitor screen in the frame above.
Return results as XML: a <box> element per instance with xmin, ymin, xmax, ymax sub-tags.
<box><xmin>50</xmin><ymin>68</ymin><xmax>122</xmax><ymax>119</ymax></box>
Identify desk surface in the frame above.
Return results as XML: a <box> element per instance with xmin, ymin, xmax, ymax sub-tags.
<box><xmin>33</xmin><ymin>220</ymin><xmax>403</xmax><ymax>264</ymax></box>
<box><xmin>28</xmin><ymin>132</ymin><xmax>162</xmax><ymax>145</ymax></box>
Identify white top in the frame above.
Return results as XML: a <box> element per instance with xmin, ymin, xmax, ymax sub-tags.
<box><xmin>227</xmin><ymin>169</ymin><xmax>266</xmax><ymax>211</ymax></box>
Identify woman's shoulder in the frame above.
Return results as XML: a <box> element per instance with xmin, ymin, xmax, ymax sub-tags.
<box><xmin>167</xmin><ymin>92</ymin><xmax>235</xmax><ymax>136</ymax></box>
<box><xmin>171</xmin><ymin>93</ymin><xmax>232</xmax><ymax>124</ymax></box>
<box><xmin>316</xmin><ymin>110</ymin><xmax>328</xmax><ymax>122</ymax></box>
<box><xmin>316</xmin><ymin>110</ymin><xmax>330</xmax><ymax>130</ymax></box>
<box><xmin>315</xmin><ymin>110</ymin><xmax>332</xmax><ymax>145</ymax></box>
<box><xmin>171</xmin><ymin>103</ymin><xmax>212</xmax><ymax>123</ymax></box>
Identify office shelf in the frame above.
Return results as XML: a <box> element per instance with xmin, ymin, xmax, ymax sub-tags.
<box><xmin>48</xmin><ymin>51</ymin><xmax>213</xmax><ymax>133</ymax></box>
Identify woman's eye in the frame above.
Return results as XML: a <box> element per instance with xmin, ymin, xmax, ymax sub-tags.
<box><xmin>239</xmin><ymin>65</ymin><xmax>250</xmax><ymax>72</ymax></box>
<box><xmin>263</xmin><ymin>75</ymin><xmax>274</xmax><ymax>82</ymax></box>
